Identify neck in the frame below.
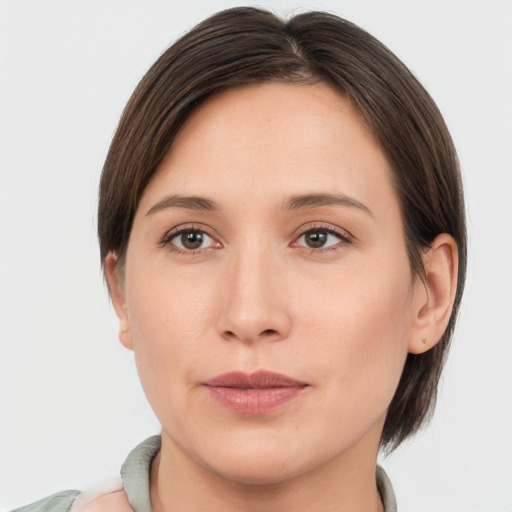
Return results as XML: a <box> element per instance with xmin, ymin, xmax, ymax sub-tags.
<box><xmin>150</xmin><ymin>431</ymin><xmax>384</xmax><ymax>512</ymax></box>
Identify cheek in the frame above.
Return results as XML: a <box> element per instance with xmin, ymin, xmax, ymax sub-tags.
<box><xmin>126</xmin><ymin>250</ymin><xmax>217</xmax><ymax>341</ymax></box>
<box><xmin>123</xmin><ymin>264</ymin><xmax>217</xmax><ymax>410</ymax></box>
<box><xmin>295</xmin><ymin>257</ymin><xmax>413</xmax><ymax>409</ymax></box>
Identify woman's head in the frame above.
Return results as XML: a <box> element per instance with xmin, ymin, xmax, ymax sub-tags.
<box><xmin>99</xmin><ymin>7</ymin><xmax>466</xmax><ymax>455</ymax></box>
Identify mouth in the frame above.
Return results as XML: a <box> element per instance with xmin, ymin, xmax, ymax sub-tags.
<box><xmin>203</xmin><ymin>370</ymin><xmax>309</xmax><ymax>415</ymax></box>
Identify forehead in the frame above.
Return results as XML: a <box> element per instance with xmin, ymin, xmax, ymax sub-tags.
<box><xmin>138</xmin><ymin>82</ymin><xmax>396</xmax><ymax>217</ymax></box>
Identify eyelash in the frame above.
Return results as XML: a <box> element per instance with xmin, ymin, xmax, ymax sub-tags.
<box><xmin>292</xmin><ymin>223</ymin><xmax>353</xmax><ymax>253</ymax></box>
<box><xmin>159</xmin><ymin>224</ymin><xmax>221</xmax><ymax>255</ymax></box>
<box><xmin>159</xmin><ymin>223</ymin><xmax>353</xmax><ymax>255</ymax></box>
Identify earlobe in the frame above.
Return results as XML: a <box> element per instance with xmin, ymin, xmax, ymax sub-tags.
<box><xmin>408</xmin><ymin>233</ymin><xmax>459</xmax><ymax>355</ymax></box>
<box><xmin>104</xmin><ymin>252</ymin><xmax>134</xmax><ymax>350</ymax></box>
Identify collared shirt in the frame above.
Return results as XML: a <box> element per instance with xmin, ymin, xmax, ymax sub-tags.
<box><xmin>12</xmin><ymin>436</ymin><xmax>397</xmax><ymax>512</ymax></box>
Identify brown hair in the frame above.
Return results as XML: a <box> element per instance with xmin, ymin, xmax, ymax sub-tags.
<box><xmin>98</xmin><ymin>7</ymin><xmax>466</xmax><ymax>451</ymax></box>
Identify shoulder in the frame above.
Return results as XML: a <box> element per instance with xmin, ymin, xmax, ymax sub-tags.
<box><xmin>8</xmin><ymin>436</ymin><xmax>160</xmax><ymax>512</ymax></box>
<box><xmin>71</xmin><ymin>485</ymin><xmax>133</xmax><ymax>512</ymax></box>
<box><xmin>10</xmin><ymin>490</ymin><xmax>80</xmax><ymax>512</ymax></box>
<box><xmin>10</xmin><ymin>486</ymin><xmax>133</xmax><ymax>512</ymax></box>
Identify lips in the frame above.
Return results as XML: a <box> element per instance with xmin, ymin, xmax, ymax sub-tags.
<box><xmin>203</xmin><ymin>370</ymin><xmax>308</xmax><ymax>414</ymax></box>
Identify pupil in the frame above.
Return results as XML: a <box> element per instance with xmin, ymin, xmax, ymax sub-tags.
<box><xmin>306</xmin><ymin>231</ymin><xmax>327</xmax><ymax>248</ymax></box>
<box><xmin>182</xmin><ymin>231</ymin><xmax>203</xmax><ymax>249</ymax></box>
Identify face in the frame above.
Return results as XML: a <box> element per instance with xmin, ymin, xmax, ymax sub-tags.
<box><xmin>111</xmin><ymin>82</ymin><xmax>422</xmax><ymax>484</ymax></box>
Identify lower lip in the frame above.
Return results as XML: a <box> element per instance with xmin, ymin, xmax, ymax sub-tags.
<box><xmin>206</xmin><ymin>386</ymin><xmax>306</xmax><ymax>414</ymax></box>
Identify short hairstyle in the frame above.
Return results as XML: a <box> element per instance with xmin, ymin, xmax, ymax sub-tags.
<box><xmin>98</xmin><ymin>6</ymin><xmax>466</xmax><ymax>451</ymax></box>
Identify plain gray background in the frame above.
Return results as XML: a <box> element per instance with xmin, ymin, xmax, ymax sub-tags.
<box><xmin>1</xmin><ymin>1</ymin><xmax>511</xmax><ymax>510</ymax></box>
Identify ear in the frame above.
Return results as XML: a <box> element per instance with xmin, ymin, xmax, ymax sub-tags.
<box><xmin>104</xmin><ymin>252</ymin><xmax>134</xmax><ymax>350</ymax></box>
<box><xmin>408</xmin><ymin>233</ymin><xmax>459</xmax><ymax>355</ymax></box>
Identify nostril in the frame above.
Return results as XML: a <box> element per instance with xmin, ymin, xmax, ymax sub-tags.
<box><xmin>222</xmin><ymin>328</ymin><xmax>279</xmax><ymax>342</ymax></box>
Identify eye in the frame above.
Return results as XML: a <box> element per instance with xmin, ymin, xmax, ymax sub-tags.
<box><xmin>162</xmin><ymin>228</ymin><xmax>220</xmax><ymax>253</ymax></box>
<box><xmin>294</xmin><ymin>227</ymin><xmax>350</xmax><ymax>250</ymax></box>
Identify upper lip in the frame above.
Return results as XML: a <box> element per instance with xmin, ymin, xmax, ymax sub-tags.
<box><xmin>204</xmin><ymin>370</ymin><xmax>307</xmax><ymax>389</ymax></box>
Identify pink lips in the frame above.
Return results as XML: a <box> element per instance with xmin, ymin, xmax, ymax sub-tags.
<box><xmin>204</xmin><ymin>370</ymin><xmax>308</xmax><ymax>415</ymax></box>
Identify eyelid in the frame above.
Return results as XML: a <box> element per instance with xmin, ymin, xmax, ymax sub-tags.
<box><xmin>290</xmin><ymin>222</ymin><xmax>353</xmax><ymax>249</ymax></box>
<box><xmin>158</xmin><ymin>221</ymin><xmax>352</xmax><ymax>253</ymax></box>
<box><xmin>158</xmin><ymin>223</ymin><xmax>222</xmax><ymax>253</ymax></box>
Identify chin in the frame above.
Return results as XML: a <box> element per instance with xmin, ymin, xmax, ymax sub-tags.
<box><xmin>195</xmin><ymin>434</ymin><xmax>322</xmax><ymax>486</ymax></box>
<box><xmin>210</xmin><ymin>455</ymin><xmax>304</xmax><ymax>486</ymax></box>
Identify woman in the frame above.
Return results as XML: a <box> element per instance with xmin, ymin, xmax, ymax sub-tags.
<box><xmin>12</xmin><ymin>7</ymin><xmax>465</xmax><ymax>512</ymax></box>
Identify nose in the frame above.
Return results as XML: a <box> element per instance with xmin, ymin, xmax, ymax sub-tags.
<box><xmin>215</xmin><ymin>247</ymin><xmax>291</xmax><ymax>344</ymax></box>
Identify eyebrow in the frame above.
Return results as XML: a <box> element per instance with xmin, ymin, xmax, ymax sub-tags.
<box><xmin>286</xmin><ymin>193</ymin><xmax>372</xmax><ymax>215</ymax></box>
<box><xmin>146</xmin><ymin>192</ymin><xmax>372</xmax><ymax>217</ymax></box>
<box><xmin>146</xmin><ymin>195</ymin><xmax>218</xmax><ymax>216</ymax></box>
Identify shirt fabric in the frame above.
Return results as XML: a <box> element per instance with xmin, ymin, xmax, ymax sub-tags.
<box><xmin>11</xmin><ymin>436</ymin><xmax>397</xmax><ymax>511</ymax></box>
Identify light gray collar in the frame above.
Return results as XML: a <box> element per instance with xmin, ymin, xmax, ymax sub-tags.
<box><xmin>121</xmin><ymin>436</ymin><xmax>398</xmax><ymax>512</ymax></box>
<box><xmin>121</xmin><ymin>436</ymin><xmax>161</xmax><ymax>512</ymax></box>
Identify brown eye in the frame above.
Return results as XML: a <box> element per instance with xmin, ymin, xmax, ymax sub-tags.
<box><xmin>180</xmin><ymin>230</ymin><xmax>205</xmax><ymax>250</ymax></box>
<box><xmin>295</xmin><ymin>228</ymin><xmax>349</xmax><ymax>250</ymax></box>
<box><xmin>166</xmin><ymin>229</ymin><xmax>218</xmax><ymax>252</ymax></box>
<box><xmin>304</xmin><ymin>231</ymin><xmax>328</xmax><ymax>248</ymax></box>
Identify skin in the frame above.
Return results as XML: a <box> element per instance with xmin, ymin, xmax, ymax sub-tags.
<box><xmin>106</xmin><ymin>82</ymin><xmax>458</xmax><ymax>512</ymax></box>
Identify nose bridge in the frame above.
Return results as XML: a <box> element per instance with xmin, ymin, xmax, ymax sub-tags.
<box><xmin>216</xmin><ymin>238</ymin><xmax>290</xmax><ymax>343</ymax></box>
